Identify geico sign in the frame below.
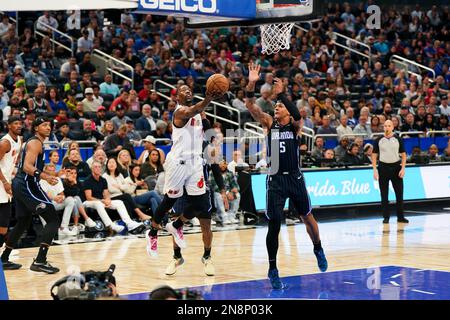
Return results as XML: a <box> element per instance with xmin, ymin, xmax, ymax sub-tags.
<box><xmin>140</xmin><ymin>0</ymin><xmax>217</xmax><ymax>14</ymax></box>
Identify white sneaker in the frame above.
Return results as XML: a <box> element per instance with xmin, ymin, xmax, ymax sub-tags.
<box><xmin>202</xmin><ymin>256</ymin><xmax>215</xmax><ymax>276</ymax></box>
<box><xmin>110</xmin><ymin>223</ymin><xmax>125</xmax><ymax>233</ymax></box>
<box><xmin>84</xmin><ymin>218</ymin><xmax>97</xmax><ymax>228</ymax></box>
<box><xmin>145</xmin><ymin>230</ymin><xmax>158</xmax><ymax>257</ymax></box>
<box><xmin>58</xmin><ymin>227</ymin><xmax>78</xmax><ymax>237</ymax></box>
<box><xmin>74</xmin><ymin>224</ymin><xmax>84</xmax><ymax>233</ymax></box>
<box><xmin>211</xmin><ymin>220</ymin><xmax>216</xmax><ymax>226</ymax></box>
<box><xmin>228</xmin><ymin>213</ymin><xmax>239</xmax><ymax>224</ymax></box>
<box><xmin>127</xmin><ymin>220</ymin><xmax>144</xmax><ymax>233</ymax></box>
<box><xmin>191</xmin><ymin>217</ymin><xmax>200</xmax><ymax>226</ymax></box>
<box><xmin>166</xmin><ymin>222</ymin><xmax>186</xmax><ymax>249</ymax></box>
<box><xmin>165</xmin><ymin>257</ymin><xmax>184</xmax><ymax>275</ymax></box>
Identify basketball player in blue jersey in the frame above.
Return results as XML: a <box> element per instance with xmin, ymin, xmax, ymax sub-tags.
<box><xmin>1</xmin><ymin>117</ymin><xmax>61</xmax><ymax>274</ymax></box>
<box><xmin>245</xmin><ymin>62</ymin><xmax>327</xmax><ymax>289</ymax></box>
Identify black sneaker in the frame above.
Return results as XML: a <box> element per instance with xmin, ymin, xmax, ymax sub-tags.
<box><xmin>383</xmin><ymin>218</ymin><xmax>390</xmax><ymax>224</ymax></box>
<box><xmin>30</xmin><ymin>260</ymin><xmax>60</xmax><ymax>274</ymax></box>
<box><xmin>2</xmin><ymin>260</ymin><xmax>22</xmax><ymax>270</ymax></box>
<box><xmin>398</xmin><ymin>218</ymin><xmax>409</xmax><ymax>223</ymax></box>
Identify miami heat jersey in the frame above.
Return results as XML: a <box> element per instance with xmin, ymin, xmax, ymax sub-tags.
<box><xmin>169</xmin><ymin>104</ymin><xmax>204</xmax><ymax>160</ymax></box>
<box><xmin>0</xmin><ymin>134</ymin><xmax>22</xmax><ymax>203</ymax></box>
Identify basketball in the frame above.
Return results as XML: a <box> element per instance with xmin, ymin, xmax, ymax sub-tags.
<box><xmin>206</xmin><ymin>74</ymin><xmax>229</xmax><ymax>95</ymax></box>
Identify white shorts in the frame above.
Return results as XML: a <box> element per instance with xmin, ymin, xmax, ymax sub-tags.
<box><xmin>163</xmin><ymin>156</ymin><xmax>205</xmax><ymax>198</ymax></box>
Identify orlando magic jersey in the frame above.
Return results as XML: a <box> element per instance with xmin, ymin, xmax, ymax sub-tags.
<box><xmin>16</xmin><ymin>136</ymin><xmax>45</xmax><ymax>181</ymax></box>
<box><xmin>267</xmin><ymin>121</ymin><xmax>300</xmax><ymax>175</ymax></box>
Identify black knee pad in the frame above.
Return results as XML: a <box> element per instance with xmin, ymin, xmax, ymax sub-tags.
<box><xmin>184</xmin><ymin>194</ymin><xmax>210</xmax><ymax>220</ymax></box>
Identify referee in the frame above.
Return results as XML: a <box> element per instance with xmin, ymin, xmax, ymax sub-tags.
<box><xmin>372</xmin><ymin>120</ymin><xmax>409</xmax><ymax>224</ymax></box>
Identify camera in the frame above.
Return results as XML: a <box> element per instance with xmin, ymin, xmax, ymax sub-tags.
<box><xmin>149</xmin><ymin>286</ymin><xmax>204</xmax><ymax>300</ymax></box>
<box><xmin>50</xmin><ymin>264</ymin><xmax>117</xmax><ymax>300</ymax></box>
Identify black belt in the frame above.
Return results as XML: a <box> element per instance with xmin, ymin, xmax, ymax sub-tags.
<box><xmin>269</xmin><ymin>170</ymin><xmax>300</xmax><ymax>176</ymax></box>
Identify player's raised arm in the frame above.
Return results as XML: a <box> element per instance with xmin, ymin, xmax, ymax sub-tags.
<box><xmin>245</xmin><ymin>62</ymin><xmax>273</xmax><ymax>129</ymax></box>
<box><xmin>174</xmin><ymin>89</ymin><xmax>223</xmax><ymax>126</ymax></box>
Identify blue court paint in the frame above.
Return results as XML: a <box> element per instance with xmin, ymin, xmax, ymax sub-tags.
<box><xmin>0</xmin><ymin>262</ymin><xmax>8</xmax><ymax>300</ymax></box>
<box><xmin>122</xmin><ymin>266</ymin><xmax>450</xmax><ymax>300</ymax></box>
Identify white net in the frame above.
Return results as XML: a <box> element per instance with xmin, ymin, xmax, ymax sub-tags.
<box><xmin>260</xmin><ymin>23</ymin><xmax>295</xmax><ymax>55</ymax></box>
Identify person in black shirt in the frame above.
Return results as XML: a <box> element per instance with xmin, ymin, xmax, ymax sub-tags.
<box><xmin>1</xmin><ymin>118</ymin><xmax>60</xmax><ymax>273</ymax></box>
<box><xmin>62</xmin><ymin>149</ymin><xmax>91</xmax><ymax>182</ymax></box>
<box><xmin>245</xmin><ymin>62</ymin><xmax>327</xmax><ymax>290</ymax></box>
<box><xmin>372</xmin><ymin>120</ymin><xmax>408</xmax><ymax>224</ymax></box>
<box><xmin>342</xmin><ymin>143</ymin><xmax>364</xmax><ymax>166</ymax></box>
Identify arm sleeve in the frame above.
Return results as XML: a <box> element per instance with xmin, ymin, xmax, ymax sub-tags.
<box><xmin>373</xmin><ymin>137</ymin><xmax>380</xmax><ymax>154</ymax></box>
<box><xmin>277</xmin><ymin>93</ymin><xmax>301</xmax><ymax>121</ymax></box>
<box><xmin>210</xmin><ymin>163</ymin><xmax>225</xmax><ymax>191</ymax></box>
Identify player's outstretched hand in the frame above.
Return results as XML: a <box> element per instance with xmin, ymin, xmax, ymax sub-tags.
<box><xmin>205</xmin><ymin>89</ymin><xmax>224</xmax><ymax>101</ymax></box>
<box><xmin>273</xmin><ymin>77</ymin><xmax>285</xmax><ymax>96</ymax></box>
<box><xmin>248</xmin><ymin>61</ymin><xmax>261</xmax><ymax>83</ymax></box>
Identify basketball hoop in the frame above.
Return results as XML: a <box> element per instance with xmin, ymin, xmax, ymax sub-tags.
<box><xmin>260</xmin><ymin>22</ymin><xmax>295</xmax><ymax>55</ymax></box>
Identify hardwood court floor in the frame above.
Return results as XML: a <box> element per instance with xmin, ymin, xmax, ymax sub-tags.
<box><xmin>4</xmin><ymin>213</ymin><xmax>450</xmax><ymax>300</ymax></box>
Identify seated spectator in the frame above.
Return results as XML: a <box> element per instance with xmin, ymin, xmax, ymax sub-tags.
<box><xmin>334</xmin><ymin>137</ymin><xmax>350</xmax><ymax>162</ymax></box>
<box><xmin>77</xmin><ymin>29</ymin><xmax>93</xmax><ymax>55</ymax></box>
<box><xmin>401</xmin><ymin>113</ymin><xmax>421</xmax><ymax>133</ymax></box>
<box><xmin>99</xmin><ymin>74</ymin><xmax>120</xmax><ymax>98</ymax></box>
<box><xmin>227</xmin><ymin>150</ymin><xmax>248</xmax><ymax>175</ymax></box>
<box><xmin>63</xmin><ymin>165</ymin><xmax>97</xmax><ymax>231</ymax></box>
<box><xmin>25</xmin><ymin>62</ymin><xmax>51</xmax><ymax>87</ymax></box>
<box><xmin>437</xmin><ymin>114</ymin><xmax>449</xmax><ymax>131</ymax></box>
<box><xmin>346</xmin><ymin>108</ymin><xmax>358</xmax><ymax>129</ymax></box>
<box><xmin>353</xmin><ymin>115</ymin><xmax>372</xmax><ymax>139</ymax></box>
<box><xmin>137</xmin><ymin>135</ymin><xmax>166</xmax><ymax>166</ymax></box>
<box><xmin>421</xmin><ymin>113</ymin><xmax>438</xmax><ymax>132</ymax></box>
<box><xmin>336</xmin><ymin>114</ymin><xmax>354</xmax><ymax>140</ymax></box>
<box><xmin>161</xmin><ymin>58</ymin><xmax>179</xmax><ymax>78</ymax></box>
<box><xmin>342</xmin><ymin>143</ymin><xmax>364</xmax><ymax>166</ymax></box>
<box><xmin>86</xmin><ymin>148</ymin><xmax>108</xmax><ymax>172</ymax></box>
<box><xmin>101</xmin><ymin>120</ymin><xmax>115</xmax><ymax>137</ymax></box>
<box><xmin>83</xmin><ymin>161</ymin><xmax>137</xmax><ymax>234</ymax></box>
<box><xmin>55</xmin><ymin>122</ymin><xmax>71</xmax><ymax>142</ymax></box>
<box><xmin>311</xmin><ymin>136</ymin><xmax>325</xmax><ymax>160</ymax></box>
<box><xmin>103</xmin><ymin>157</ymin><xmax>150</xmax><ymax>223</ymax></box>
<box><xmin>103</xmin><ymin>125</ymin><xmax>136</xmax><ymax>159</ymax></box>
<box><xmin>210</xmin><ymin>160</ymin><xmax>240</xmax><ymax>225</ymax></box>
<box><xmin>71</xmin><ymin>119</ymin><xmax>104</xmax><ymax>143</ymax></box>
<box><xmin>36</xmin><ymin>11</ymin><xmax>58</xmax><ymax>34</ymax></box>
<box><xmin>128</xmin><ymin>90</ymin><xmax>141</xmax><ymax>112</ymax></box>
<box><xmin>126</xmin><ymin>120</ymin><xmax>142</xmax><ymax>145</ymax></box>
<box><xmin>39</xmin><ymin>164</ymin><xmax>78</xmax><ymax>237</ymax></box>
<box><xmin>27</xmin><ymin>87</ymin><xmax>52</xmax><ymax>116</ymax></box>
<box><xmin>320</xmin><ymin>149</ymin><xmax>338</xmax><ymax>167</ymax></box>
<box><xmin>92</xmin><ymin>106</ymin><xmax>108</xmax><ymax>131</ymax></box>
<box><xmin>439</xmin><ymin>143</ymin><xmax>450</xmax><ymax>162</ymax></box>
<box><xmin>111</xmin><ymin>105</ymin><xmax>132</xmax><ymax>131</ymax></box>
<box><xmin>136</xmin><ymin>104</ymin><xmax>157</xmax><ymax>133</ymax></box>
<box><xmin>46</xmin><ymin>87</ymin><xmax>68</xmax><ymax>112</ymax></box>
<box><xmin>256</xmin><ymin>87</ymin><xmax>274</xmax><ymax>115</ymax></box>
<box><xmin>317</xmin><ymin>115</ymin><xmax>337</xmax><ymax>138</ymax></box>
<box><xmin>141</xmin><ymin>148</ymin><xmax>165</xmax><ymax>180</ymax></box>
<box><xmin>60</xmin><ymin>56</ymin><xmax>79</xmax><ymax>79</ymax></box>
<box><xmin>370</xmin><ymin>116</ymin><xmax>383</xmax><ymax>134</ymax></box>
<box><xmin>138</xmin><ymin>79</ymin><xmax>153</xmax><ymax>102</ymax></box>
<box><xmin>62</xmin><ymin>149</ymin><xmax>92</xmax><ymax>182</ymax></box>
<box><xmin>427</xmin><ymin>144</ymin><xmax>440</xmax><ymax>162</ymax></box>
<box><xmin>64</xmin><ymin>89</ymin><xmax>78</xmax><ymax>112</ymax></box>
<box><xmin>78</xmin><ymin>53</ymin><xmax>97</xmax><ymax>75</ymax></box>
<box><xmin>361</xmin><ymin>143</ymin><xmax>374</xmax><ymax>165</ymax></box>
<box><xmin>47</xmin><ymin>150</ymin><xmax>62</xmax><ymax>173</ymax></box>
<box><xmin>117</xmin><ymin>149</ymin><xmax>133</xmax><ymax>178</ymax></box>
<box><xmin>151</xmin><ymin>120</ymin><xmax>171</xmax><ymax>145</ymax></box>
<box><xmin>124</xmin><ymin>164</ymin><xmax>162</xmax><ymax>215</ymax></box>
<box><xmin>110</xmin><ymin>90</ymin><xmax>130</xmax><ymax>112</ymax></box>
<box><xmin>82</xmin><ymin>87</ymin><xmax>102</xmax><ymax>112</ymax></box>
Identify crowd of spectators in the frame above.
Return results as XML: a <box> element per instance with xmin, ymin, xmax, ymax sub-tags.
<box><xmin>0</xmin><ymin>3</ymin><xmax>449</xmax><ymax>232</ymax></box>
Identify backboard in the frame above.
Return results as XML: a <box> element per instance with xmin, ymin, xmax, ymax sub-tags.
<box><xmin>184</xmin><ymin>0</ymin><xmax>316</xmax><ymax>29</ymax></box>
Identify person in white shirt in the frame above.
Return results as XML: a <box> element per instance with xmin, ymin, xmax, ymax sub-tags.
<box><xmin>353</xmin><ymin>115</ymin><xmax>373</xmax><ymax>139</ymax></box>
<box><xmin>336</xmin><ymin>114</ymin><xmax>354</xmax><ymax>140</ymax></box>
<box><xmin>0</xmin><ymin>14</ymin><xmax>11</xmax><ymax>38</ymax></box>
<box><xmin>439</xmin><ymin>95</ymin><xmax>449</xmax><ymax>116</ymax></box>
<box><xmin>39</xmin><ymin>165</ymin><xmax>78</xmax><ymax>236</ymax></box>
<box><xmin>227</xmin><ymin>150</ymin><xmax>248</xmax><ymax>175</ymax></box>
<box><xmin>102</xmin><ymin>158</ymin><xmax>150</xmax><ymax>223</ymax></box>
<box><xmin>82</xmin><ymin>87</ymin><xmax>102</xmax><ymax>112</ymax></box>
<box><xmin>59</xmin><ymin>57</ymin><xmax>79</xmax><ymax>79</ymax></box>
<box><xmin>66</xmin><ymin>10</ymin><xmax>80</xmax><ymax>35</ymax></box>
<box><xmin>36</xmin><ymin>11</ymin><xmax>58</xmax><ymax>33</ymax></box>
<box><xmin>260</xmin><ymin>73</ymin><xmax>274</xmax><ymax>93</ymax></box>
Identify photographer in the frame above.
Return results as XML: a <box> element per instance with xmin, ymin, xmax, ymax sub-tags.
<box><xmin>51</xmin><ymin>265</ymin><xmax>119</xmax><ymax>300</ymax></box>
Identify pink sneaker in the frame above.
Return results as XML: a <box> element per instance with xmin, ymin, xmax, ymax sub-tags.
<box><xmin>145</xmin><ymin>230</ymin><xmax>158</xmax><ymax>257</ymax></box>
<box><xmin>166</xmin><ymin>222</ymin><xmax>186</xmax><ymax>249</ymax></box>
